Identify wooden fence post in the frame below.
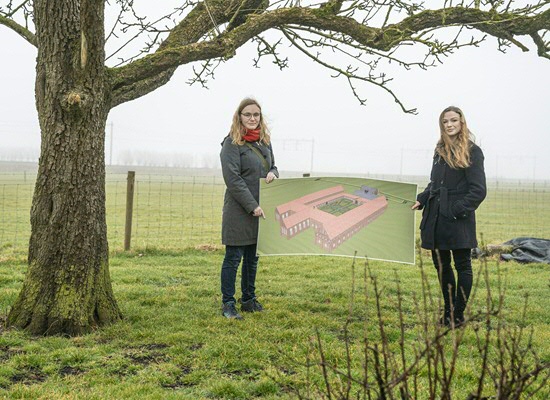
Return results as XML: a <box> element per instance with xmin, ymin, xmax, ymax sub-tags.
<box><xmin>124</xmin><ymin>171</ymin><xmax>135</xmax><ymax>251</ymax></box>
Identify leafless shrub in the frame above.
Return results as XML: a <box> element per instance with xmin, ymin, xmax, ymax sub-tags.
<box><xmin>287</xmin><ymin>245</ymin><xmax>549</xmax><ymax>399</ymax></box>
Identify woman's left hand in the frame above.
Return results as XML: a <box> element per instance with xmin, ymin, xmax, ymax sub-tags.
<box><xmin>265</xmin><ymin>172</ymin><xmax>276</xmax><ymax>184</ymax></box>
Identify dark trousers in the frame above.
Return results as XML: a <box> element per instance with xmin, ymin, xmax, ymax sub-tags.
<box><xmin>221</xmin><ymin>244</ymin><xmax>259</xmax><ymax>304</ymax></box>
<box><xmin>432</xmin><ymin>248</ymin><xmax>473</xmax><ymax>320</ymax></box>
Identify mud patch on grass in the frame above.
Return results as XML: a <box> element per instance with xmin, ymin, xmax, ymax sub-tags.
<box><xmin>194</xmin><ymin>244</ymin><xmax>222</xmax><ymax>252</ymax></box>
<box><xmin>59</xmin><ymin>366</ymin><xmax>84</xmax><ymax>377</ymax></box>
<box><xmin>222</xmin><ymin>368</ymin><xmax>260</xmax><ymax>381</ymax></box>
<box><xmin>124</xmin><ymin>343</ymin><xmax>169</xmax><ymax>366</ymax></box>
<box><xmin>189</xmin><ymin>342</ymin><xmax>204</xmax><ymax>351</ymax></box>
<box><xmin>142</xmin><ymin>343</ymin><xmax>169</xmax><ymax>351</ymax></box>
<box><xmin>10</xmin><ymin>366</ymin><xmax>47</xmax><ymax>386</ymax></box>
<box><xmin>278</xmin><ymin>366</ymin><xmax>297</xmax><ymax>376</ymax></box>
<box><xmin>162</xmin><ymin>381</ymin><xmax>197</xmax><ymax>390</ymax></box>
<box><xmin>161</xmin><ymin>365</ymin><xmax>195</xmax><ymax>390</ymax></box>
<box><xmin>0</xmin><ymin>345</ymin><xmax>25</xmax><ymax>362</ymax></box>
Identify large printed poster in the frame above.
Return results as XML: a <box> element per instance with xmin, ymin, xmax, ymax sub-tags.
<box><xmin>257</xmin><ymin>177</ymin><xmax>417</xmax><ymax>264</ymax></box>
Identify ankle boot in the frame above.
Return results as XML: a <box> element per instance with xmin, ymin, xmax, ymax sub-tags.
<box><xmin>439</xmin><ymin>308</ymin><xmax>451</xmax><ymax>327</ymax></box>
<box><xmin>453</xmin><ymin>309</ymin><xmax>465</xmax><ymax>327</ymax></box>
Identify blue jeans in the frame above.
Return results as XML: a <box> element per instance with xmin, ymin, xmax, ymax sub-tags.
<box><xmin>221</xmin><ymin>244</ymin><xmax>259</xmax><ymax>304</ymax></box>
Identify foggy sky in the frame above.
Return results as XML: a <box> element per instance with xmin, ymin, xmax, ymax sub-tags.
<box><xmin>1</xmin><ymin>3</ymin><xmax>549</xmax><ymax>180</ymax></box>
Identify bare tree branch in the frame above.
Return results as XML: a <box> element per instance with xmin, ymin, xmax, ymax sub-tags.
<box><xmin>110</xmin><ymin>5</ymin><xmax>550</xmax><ymax>109</ymax></box>
<box><xmin>4</xmin><ymin>0</ymin><xmax>30</xmax><ymax>17</ymax></box>
<box><xmin>319</xmin><ymin>0</ymin><xmax>345</xmax><ymax>14</ymax></box>
<box><xmin>531</xmin><ymin>31</ymin><xmax>550</xmax><ymax>59</ymax></box>
<box><xmin>110</xmin><ymin>0</ymin><xmax>269</xmax><ymax>106</ymax></box>
<box><xmin>0</xmin><ymin>12</ymin><xmax>35</xmax><ymax>46</ymax></box>
<box><xmin>109</xmin><ymin>68</ymin><xmax>175</xmax><ymax>108</ymax></box>
<box><xmin>281</xmin><ymin>26</ymin><xmax>417</xmax><ymax>113</ymax></box>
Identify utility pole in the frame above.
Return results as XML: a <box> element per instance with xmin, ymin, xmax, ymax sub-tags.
<box><xmin>400</xmin><ymin>148</ymin><xmax>404</xmax><ymax>177</ymax></box>
<box><xmin>109</xmin><ymin>122</ymin><xmax>114</xmax><ymax>166</ymax></box>
<box><xmin>310</xmin><ymin>138</ymin><xmax>315</xmax><ymax>174</ymax></box>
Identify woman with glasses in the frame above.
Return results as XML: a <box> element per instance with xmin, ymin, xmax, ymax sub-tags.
<box><xmin>412</xmin><ymin>106</ymin><xmax>486</xmax><ymax>327</ymax></box>
<box><xmin>219</xmin><ymin>98</ymin><xmax>278</xmax><ymax>319</ymax></box>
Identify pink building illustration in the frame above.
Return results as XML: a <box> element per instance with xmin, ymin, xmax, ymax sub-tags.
<box><xmin>274</xmin><ymin>185</ymin><xmax>388</xmax><ymax>252</ymax></box>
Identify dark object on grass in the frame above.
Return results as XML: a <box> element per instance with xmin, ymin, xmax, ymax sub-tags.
<box><xmin>471</xmin><ymin>247</ymin><xmax>484</xmax><ymax>259</ymax></box>
<box><xmin>500</xmin><ymin>237</ymin><xmax>550</xmax><ymax>264</ymax></box>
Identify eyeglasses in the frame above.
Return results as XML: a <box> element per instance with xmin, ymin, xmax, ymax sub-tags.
<box><xmin>241</xmin><ymin>112</ymin><xmax>261</xmax><ymax>120</ymax></box>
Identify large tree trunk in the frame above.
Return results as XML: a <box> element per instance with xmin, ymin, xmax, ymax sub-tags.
<box><xmin>7</xmin><ymin>0</ymin><xmax>122</xmax><ymax>336</ymax></box>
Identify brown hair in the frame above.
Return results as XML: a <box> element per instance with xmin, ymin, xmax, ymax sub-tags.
<box><xmin>436</xmin><ymin>106</ymin><xmax>475</xmax><ymax>169</ymax></box>
<box><xmin>228</xmin><ymin>98</ymin><xmax>271</xmax><ymax>145</ymax></box>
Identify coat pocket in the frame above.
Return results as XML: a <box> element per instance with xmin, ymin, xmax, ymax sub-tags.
<box><xmin>450</xmin><ymin>200</ymin><xmax>469</xmax><ymax>220</ymax></box>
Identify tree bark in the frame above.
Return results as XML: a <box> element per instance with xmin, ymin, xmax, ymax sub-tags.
<box><xmin>7</xmin><ymin>0</ymin><xmax>121</xmax><ymax>336</ymax></box>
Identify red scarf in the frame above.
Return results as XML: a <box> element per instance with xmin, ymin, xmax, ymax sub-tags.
<box><xmin>242</xmin><ymin>128</ymin><xmax>260</xmax><ymax>142</ymax></box>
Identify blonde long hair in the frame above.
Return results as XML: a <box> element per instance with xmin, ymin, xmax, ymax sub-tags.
<box><xmin>228</xmin><ymin>98</ymin><xmax>271</xmax><ymax>145</ymax></box>
<box><xmin>436</xmin><ymin>106</ymin><xmax>475</xmax><ymax>169</ymax></box>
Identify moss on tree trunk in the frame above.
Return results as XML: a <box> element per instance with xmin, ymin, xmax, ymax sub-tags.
<box><xmin>7</xmin><ymin>0</ymin><xmax>122</xmax><ymax>336</ymax></box>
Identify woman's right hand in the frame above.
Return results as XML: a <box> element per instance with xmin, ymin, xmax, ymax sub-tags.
<box><xmin>252</xmin><ymin>206</ymin><xmax>265</xmax><ymax>219</ymax></box>
<box><xmin>411</xmin><ymin>201</ymin><xmax>421</xmax><ymax>210</ymax></box>
<box><xmin>265</xmin><ymin>171</ymin><xmax>276</xmax><ymax>184</ymax></box>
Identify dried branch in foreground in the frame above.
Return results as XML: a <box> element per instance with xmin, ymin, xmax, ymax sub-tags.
<box><xmin>280</xmin><ymin>246</ymin><xmax>549</xmax><ymax>399</ymax></box>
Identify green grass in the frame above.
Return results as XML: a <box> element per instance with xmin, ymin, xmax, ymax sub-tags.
<box><xmin>0</xmin><ymin>248</ymin><xmax>549</xmax><ymax>399</ymax></box>
<box><xmin>1</xmin><ymin>173</ymin><xmax>549</xmax><ymax>256</ymax></box>
<box><xmin>0</xmin><ymin>174</ymin><xmax>226</xmax><ymax>254</ymax></box>
<box><xmin>0</xmin><ymin>171</ymin><xmax>549</xmax><ymax>398</ymax></box>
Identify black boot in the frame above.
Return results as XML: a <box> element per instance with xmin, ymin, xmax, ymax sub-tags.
<box><xmin>453</xmin><ymin>308</ymin><xmax>466</xmax><ymax>327</ymax></box>
<box><xmin>439</xmin><ymin>308</ymin><xmax>451</xmax><ymax>327</ymax></box>
<box><xmin>222</xmin><ymin>302</ymin><xmax>243</xmax><ymax>319</ymax></box>
<box><xmin>240</xmin><ymin>298</ymin><xmax>264</xmax><ymax>313</ymax></box>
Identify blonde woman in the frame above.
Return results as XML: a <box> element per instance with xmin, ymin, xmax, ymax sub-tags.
<box><xmin>412</xmin><ymin>106</ymin><xmax>486</xmax><ymax>327</ymax></box>
<box><xmin>219</xmin><ymin>98</ymin><xmax>278</xmax><ymax>319</ymax></box>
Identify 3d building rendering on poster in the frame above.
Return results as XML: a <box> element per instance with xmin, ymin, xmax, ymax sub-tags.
<box><xmin>274</xmin><ymin>185</ymin><xmax>388</xmax><ymax>252</ymax></box>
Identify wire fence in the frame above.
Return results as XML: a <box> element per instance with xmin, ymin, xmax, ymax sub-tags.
<box><xmin>1</xmin><ymin>171</ymin><xmax>549</xmax><ymax>254</ymax></box>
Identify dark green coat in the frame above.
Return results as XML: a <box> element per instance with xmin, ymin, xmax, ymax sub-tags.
<box><xmin>220</xmin><ymin>136</ymin><xmax>278</xmax><ymax>246</ymax></box>
<box><xmin>417</xmin><ymin>143</ymin><xmax>486</xmax><ymax>250</ymax></box>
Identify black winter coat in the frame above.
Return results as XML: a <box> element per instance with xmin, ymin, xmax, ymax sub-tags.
<box><xmin>417</xmin><ymin>143</ymin><xmax>486</xmax><ymax>250</ymax></box>
<box><xmin>220</xmin><ymin>136</ymin><xmax>278</xmax><ymax>246</ymax></box>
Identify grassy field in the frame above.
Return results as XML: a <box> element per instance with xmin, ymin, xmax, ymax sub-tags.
<box><xmin>1</xmin><ymin>172</ymin><xmax>549</xmax><ymax>255</ymax></box>
<box><xmin>0</xmin><ymin>248</ymin><xmax>548</xmax><ymax>399</ymax></box>
<box><xmin>0</xmin><ymin>170</ymin><xmax>549</xmax><ymax>398</ymax></box>
<box><xmin>0</xmin><ymin>174</ymin><xmax>227</xmax><ymax>254</ymax></box>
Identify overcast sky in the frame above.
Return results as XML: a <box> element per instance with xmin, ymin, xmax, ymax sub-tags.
<box><xmin>1</xmin><ymin>3</ymin><xmax>549</xmax><ymax>180</ymax></box>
